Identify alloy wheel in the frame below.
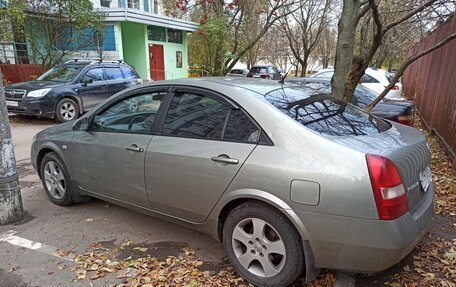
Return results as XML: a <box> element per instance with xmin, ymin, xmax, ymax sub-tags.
<box><xmin>44</xmin><ymin>161</ymin><xmax>66</xmax><ymax>200</ymax></box>
<box><xmin>231</xmin><ymin>217</ymin><xmax>286</xmax><ymax>277</ymax></box>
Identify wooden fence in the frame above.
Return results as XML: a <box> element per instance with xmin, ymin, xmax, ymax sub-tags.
<box><xmin>0</xmin><ymin>64</ymin><xmax>44</xmax><ymax>86</ymax></box>
<box><xmin>402</xmin><ymin>14</ymin><xmax>456</xmax><ymax>169</ymax></box>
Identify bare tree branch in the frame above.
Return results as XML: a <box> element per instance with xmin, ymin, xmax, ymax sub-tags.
<box><xmin>365</xmin><ymin>32</ymin><xmax>456</xmax><ymax>112</ymax></box>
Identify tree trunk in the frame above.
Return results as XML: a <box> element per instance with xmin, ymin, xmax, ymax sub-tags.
<box><xmin>0</xmin><ymin>72</ymin><xmax>24</xmax><ymax>225</ymax></box>
<box><xmin>300</xmin><ymin>57</ymin><xmax>308</xmax><ymax>77</ymax></box>
<box><xmin>331</xmin><ymin>0</ymin><xmax>360</xmax><ymax>100</ymax></box>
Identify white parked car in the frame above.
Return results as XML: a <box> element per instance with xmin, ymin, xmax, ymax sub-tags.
<box><xmin>312</xmin><ymin>68</ymin><xmax>404</xmax><ymax>100</ymax></box>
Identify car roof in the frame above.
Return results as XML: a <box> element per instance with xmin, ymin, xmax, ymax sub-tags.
<box><xmin>144</xmin><ymin>77</ymin><xmax>308</xmax><ymax>96</ymax></box>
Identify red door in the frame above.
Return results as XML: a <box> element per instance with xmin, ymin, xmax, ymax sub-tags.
<box><xmin>149</xmin><ymin>44</ymin><xmax>165</xmax><ymax>80</ymax></box>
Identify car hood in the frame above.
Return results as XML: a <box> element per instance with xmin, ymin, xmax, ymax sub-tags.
<box><xmin>6</xmin><ymin>80</ymin><xmax>66</xmax><ymax>91</ymax></box>
<box><xmin>36</xmin><ymin>120</ymin><xmax>75</xmax><ymax>140</ymax></box>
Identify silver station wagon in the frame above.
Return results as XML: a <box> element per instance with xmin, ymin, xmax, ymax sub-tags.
<box><xmin>31</xmin><ymin>78</ymin><xmax>434</xmax><ymax>287</ymax></box>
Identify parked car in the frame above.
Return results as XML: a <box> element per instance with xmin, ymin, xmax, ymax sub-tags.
<box><xmin>31</xmin><ymin>78</ymin><xmax>433</xmax><ymax>287</ymax></box>
<box><xmin>227</xmin><ymin>68</ymin><xmax>249</xmax><ymax>77</ymax></box>
<box><xmin>287</xmin><ymin>77</ymin><xmax>416</xmax><ymax>126</ymax></box>
<box><xmin>312</xmin><ymin>67</ymin><xmax>404</xmax><ymax>100</ymax></box>
<box><xmin>5</xmin><ymin>59</ymin><xmax>142</xmax><ymax>122</ymax></box>
<box><xmin>246</xmin><ymin>65</ymin><xmax>282</xmax><ymax>80</ymax></box>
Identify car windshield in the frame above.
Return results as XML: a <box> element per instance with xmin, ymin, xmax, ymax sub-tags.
<box><xmin>37</xmin><ymin>65</ymin><xmax>83</xmax><ymax>82</ymax></box>
<box><xmin>264</xmin><ymin>87</ymin><xmax>390</xmax><ymax>136</ymax></box>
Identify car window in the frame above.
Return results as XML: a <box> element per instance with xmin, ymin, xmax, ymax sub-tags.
<box><xmin>121</xmin><ymin>67</ymin><xmax>138</xmax><ymax>79</ymax></box>
<box><xmin>82</xmin><ymin>68</ymin><xmax>104</xmax><ymax>82</ymax></box>
<box><xmin>162</xmin><ymin>92</ymin><xmax>231</xmax><ymax>139</ymax></box>
<box><xmin>90</xmin><ymin>91</ymin><xmax>167</xmax><ymax>133</ymax></box>
<box><xmin>250</xmin><ymin>67</ymin><xmax>268</xmax><ymax>74</ymax></box>
<box><xmin>264</xmin><ymin>87</ymin><xmax>390</xmax><ymax>136</ymax></box>
<box><xmin>224</xmin><ymin>109</ymin><xmax>260</xmax><ymax>143</ymax></box>
<box><xmin>105</xmin><ymin>67</ymin><xmax>124</xmax><ymax>80</ymax></box>
<box><xmin>361</xmin><ymin>74</ymin><xmax>379</xmax><ymax>83</ymax></box>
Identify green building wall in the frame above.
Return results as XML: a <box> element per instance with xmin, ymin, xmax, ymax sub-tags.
<box><xmin>119</xmin><ymin>22</ymin><xmax>189</xmax><ymax>80</ymax></box>
<box><xmin>120</xmin><ymin>22</ymin><xmax>148</xmax><ymax>79</ymax></box>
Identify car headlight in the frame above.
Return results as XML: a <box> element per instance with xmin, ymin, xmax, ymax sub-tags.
<box><xmin>27</xmin><ymin>88</ymin><xmax>51</xmax><ymax>98</ymax></box>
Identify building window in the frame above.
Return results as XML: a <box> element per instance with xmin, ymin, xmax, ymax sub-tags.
<box><xmin>127</xmin><ymin>0</ymin><xmax>140</xmax><ymax>9</ymax></box>
<box><xmin>148</xmin><ymin>26</ymin><xmax>166</xmax><ymax>42</ymax></box>
<box><xmin>101</xmin><ymin>0</ymin><xmax>111</xmax><ymax>7</ymax></box>
<box><xmin>167</xmin><ymin>29</ymin><xmax>182</xmax><ymax>44</ymax></box>
<box><xmin>153</xmin><ymin>0</ymin><xmax>159</xmax><ymax>13</ymax></box>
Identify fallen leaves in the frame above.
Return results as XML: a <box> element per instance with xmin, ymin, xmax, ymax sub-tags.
<box><xmin>68</xmin><ymin>240</ymin><xmax>251</xmax><ymax>287</ymax></box>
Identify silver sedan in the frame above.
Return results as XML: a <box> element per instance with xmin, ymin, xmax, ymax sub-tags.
<box><xmin>31</xmin><ymin>77</ymin><xmax>434</xmax><ymax>287</ymax></box>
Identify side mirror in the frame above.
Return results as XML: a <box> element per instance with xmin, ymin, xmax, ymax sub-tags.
<box><xmin>80</xmin><ymin>78</ymin><xmax>93</xmax><ymax>86</ymax></box>
<box><xmin>73</xmin><ymin>117</ymin><xmax>88</xmax><ymax>131</ymax></box>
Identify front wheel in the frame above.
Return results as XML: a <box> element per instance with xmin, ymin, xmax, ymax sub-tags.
<box><xmin>40</xmin><ymin>152</ymin><xmax>91</xmax><ymax>206</ymax></box>
<box><xmin>55</xmin><ymin>98</ymin><xmax>79</xmax><ymax>123</ymax></box>
<box><xmin>222</xmin><ymin>201</ymin><xmax>305</xmax><ymax>287</ymax></box>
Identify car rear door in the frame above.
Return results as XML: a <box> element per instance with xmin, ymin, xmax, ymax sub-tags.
<box><xmin>71</xmin><ymin>87</ymin><xmax>170</xmax><ymax>207</ymax></box>
<box><xmin>105</xmin><ymin>66</ymin><xmax>132</xmax><ymax>96</ymax></box>
<box><xmin>145</xmin><ymin>87</ymin><xmax>260</xmax><ymax>223</ymax></box>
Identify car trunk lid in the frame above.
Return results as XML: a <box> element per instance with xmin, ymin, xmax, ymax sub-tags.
<box><xmin>331</xmin><ymin>123</ymin><xmax>432</xmax><ymax>214</ymax></box>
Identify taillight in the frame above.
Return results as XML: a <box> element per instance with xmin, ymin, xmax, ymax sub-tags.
<box><xmin>366</xmin><ymin>154</ymin><xmax>408</xmax><ymax>220</ymax></box>
<box><xmin>260</xmin><ymin>74</ymin><xmax>270</xmax><ymax>78</ymax></box>
<box><xmin>385</xmin><ymin>85</ymin><xmax>399</xmax><ymax>90</ymax></box>
<box><xmin>246</xmin><ymin>74</ymin><xmax>253</xmax><ymax>78</ymax></box>
<box><xmin>397</xmin><ymin>114</ymin><xmax>414</xmax><ymax>126</ymax></box>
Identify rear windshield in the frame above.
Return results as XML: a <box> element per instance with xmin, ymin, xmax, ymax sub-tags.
<box><xmin>230</xmin><ymin>69</ymin><xmax>245</xmax><ymax>74</ymax></box>
<box><xmin>250</xmin><ymin>67</ymin><xmax>268</xmax><ymax>74</ymax></box>
<box><xmin>264</xmin><ymin>87</ymin><xmax>390</xmax><ymax>136</ymax></box>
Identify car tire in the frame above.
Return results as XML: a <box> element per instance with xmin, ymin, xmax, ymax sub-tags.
<box><xmin>222</xmin><ymin>201</ymin><xmax>305</xmax><ymax>287</ymax></box>
<box><xmin>55</xmin><ymin>98</ymin><xmax>79</xmax><ymax>123</ymax></box>
<box><xmin>40</xmin><ymin>152</ymin><xmax>91</xmax><ymax>206</ymax></box>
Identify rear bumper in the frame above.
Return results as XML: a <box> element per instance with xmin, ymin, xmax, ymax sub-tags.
<box><xmin>300</xmin><ymin>183</ymin><xmax>434</xmax><ymax>273</ymax></box>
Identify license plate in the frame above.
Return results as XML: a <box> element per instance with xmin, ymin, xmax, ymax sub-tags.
<box><xmin>6</xmin><ymin>100</ymin><xmax>19</xmax><ymax>107</ymax></box>
<box><xmin>253</xmin><ymin>75</ymin><xmax>261</xmax><ymax>78</ymax></box>
<box><xmin>419</xmin><ymin>166</ymin><xmax>432</xmax><ymax>192</ymax></box>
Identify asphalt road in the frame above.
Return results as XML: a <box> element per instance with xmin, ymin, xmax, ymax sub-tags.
<box><xmin>1</xmin><ymin>115</ymin><xmax>226</xmax><ymax>287</ymax></box>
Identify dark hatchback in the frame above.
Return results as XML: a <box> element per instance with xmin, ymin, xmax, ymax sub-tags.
<box><xmin>287</xmin><ymin>77</ymin><xmax>416</xmax><ymax>126</ymax></box>
<box><xmin>5</xmin><ymin>60</ymin><xmax>142</xmax><ymax>122</ymax></box>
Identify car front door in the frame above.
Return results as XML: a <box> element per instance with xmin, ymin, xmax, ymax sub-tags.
<box><xmin>71</xmin><ymin>88</ymin><xmax>169</xmax><ymax>207</ymax></box>
<box><xmin>145</xmin><ymin>88</ymin><xmax>261</xmax><ymax>223</ymax></box>
<box><xmin>78</xmin><ymin>67</ymin><xmax>109</xmax><ymax>110</ymax></box>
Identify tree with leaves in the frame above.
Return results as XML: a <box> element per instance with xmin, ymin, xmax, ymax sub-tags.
<box><xmin>167</xmin><ymin>0</ymin><xmax>300</xmax><ymax>75</ymax></box>
<box><xmin>2</xmin><ymin>0</ymin><xmax>105</xmax><ymax>68</ymax></box>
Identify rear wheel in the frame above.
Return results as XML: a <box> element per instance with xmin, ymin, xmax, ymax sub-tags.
<box><xmin>40</xmin><ymin>152</ymin><xmax>91</xmax><ymax>205</ymax></box>
<box><xmin>222</xmin><ymin>201</ymin><xmax>305</xmax><ymax>287</ymax></box>
<box><xmin>55</xmin><ymin>98</ymin><xmax>79</xmax><ymax>123</ymax></box>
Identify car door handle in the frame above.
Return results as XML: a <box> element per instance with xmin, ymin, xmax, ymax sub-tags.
<box><xmin>211</xmin><ymin>154</ymin><xmax>239</xmax><ymax>165</ymax></box>
<box><xmin>126</xmin><ymin>144</ymin><xmax>144</xmax><ymax>153</ymax></box>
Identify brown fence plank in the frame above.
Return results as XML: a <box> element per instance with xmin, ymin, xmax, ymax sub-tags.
<box><xmin>403</xmin><ymin>14</ymin><xmax>456</xmax><ymax>166</ymax></box>
<box><xmin>0</xmin><ymin>64</ymin><xmax>45</xmax><ymax>86</ymax></box>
